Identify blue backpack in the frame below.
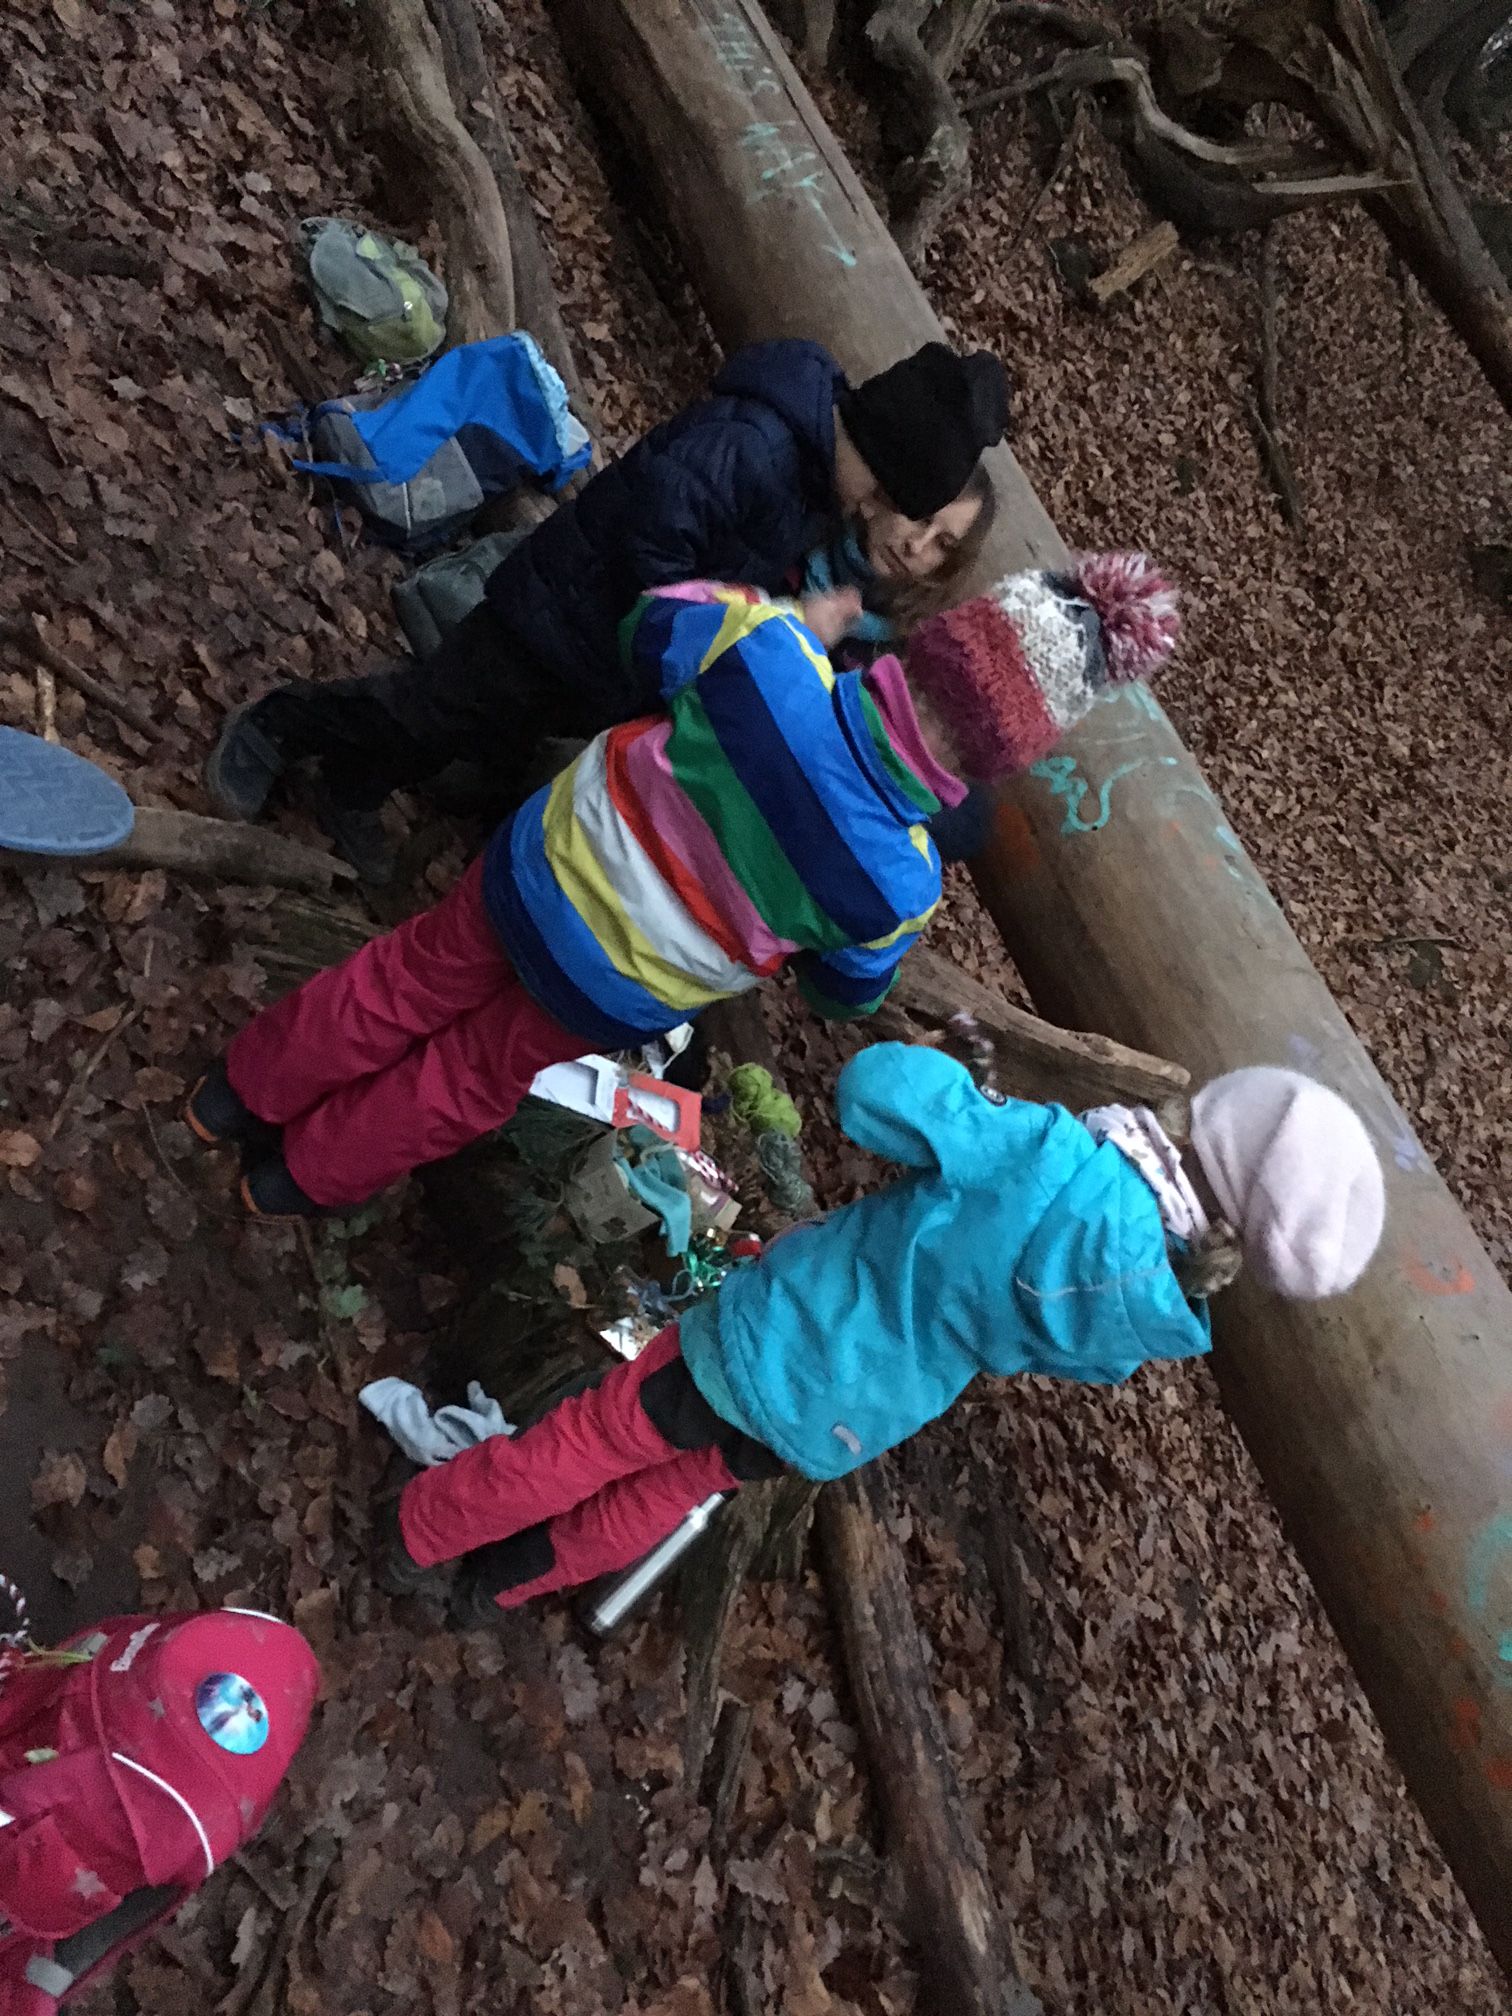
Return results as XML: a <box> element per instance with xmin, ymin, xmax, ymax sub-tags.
<box><xmin>287</xmin><ymin>332</ymin><xmax>592</xmax><ymax>552</ymax></box>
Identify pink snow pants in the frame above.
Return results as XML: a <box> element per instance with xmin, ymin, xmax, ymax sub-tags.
<box><xmin>227</xmin><ymin>858</ymin><xmax>588</xmax><ymax>1206</ymax></box>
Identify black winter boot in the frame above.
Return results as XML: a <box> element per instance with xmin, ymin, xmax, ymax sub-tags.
<box><xmin>205</xmin><ymin>701</ymin><xmax>287</xmax><ymax>821</ymax></box>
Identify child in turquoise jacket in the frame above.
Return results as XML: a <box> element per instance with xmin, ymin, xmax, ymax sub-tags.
<box><xmin>388</xmin><ymin>1041</ymin><xmax>1384</xmax><ymax>1618</ymax></box>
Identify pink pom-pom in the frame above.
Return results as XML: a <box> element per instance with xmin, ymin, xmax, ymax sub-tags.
<box><xmin>1073</xmin><ymin>551</ymin><xmax>1180</xmax><ymax>684</ymax></box>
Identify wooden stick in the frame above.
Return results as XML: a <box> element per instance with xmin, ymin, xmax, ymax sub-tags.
<box><xmin>0</xmin><ymin>620</ymin><xmax>157</xmax><ymax>739</ymax></box>
<box><xmin>1</xmin><ymin>808</ymin><xmax>357</xmax><ymax>896</ymax></box>
<box><xmin>1255</xmin><ymin>223</ymin><xmax>1305</xmax><ymax>529</ymax></box>
<box><xmin>1002</xmin><ymin>100</ymin><xmax>1085</xmax><ymax>264</ymax></box>
<box><xmin>817</xmin><ymin>1466</ymin><xmax>1044</xmax><ymax>2016</ymax></box>
<box><xmin>890</xmin><ymin>945</ymin><xmax>1190</xmax><ymax>1129</ymax></box>
<box><xmin>1087</xmin><ymin>218</ymin><xmax>1179</xmax><ymax>302</ymax></box>
<box><xmin>35</xmin><ymin>662</ymin><xmax>58</xmax><ymax>745</ymax></box>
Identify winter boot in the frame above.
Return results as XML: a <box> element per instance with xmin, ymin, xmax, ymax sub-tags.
<box><xmin>374</xmin><ymin>1499</ymin><xmax>450</xmax><ymax>1599</ymax></box>
<box><xmin>311</xmin><ymin>779</ymin><xmax>395</xmax><ymax>888</ymax></box>
<box><xmin>185</xmin><ymin>1059</ymin><xmax>278</xmax><ymax>1153</ymax></box>
<box><xmin>205</xmin><ymin>701</ymin><xmax>287</xmax><ymax>821</ymax></box>
<box><xmin>240</xmin><ymin>1152</ymin><xmax>332</xmax><ymax>1221</ymax></box>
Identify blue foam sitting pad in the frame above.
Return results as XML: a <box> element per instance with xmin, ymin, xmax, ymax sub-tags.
<box><xmin>0</xmin><ymin>727</ymin><xmax>135</xmax><ymax>855</ymax></box>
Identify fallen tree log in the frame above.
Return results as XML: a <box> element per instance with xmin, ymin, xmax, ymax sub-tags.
<box><xmin>2</xmin><ymin>808</ymin><xmax>357</xmax><ymax>897</ymax></box>
<box><xmin>550</xmin><ymin>0</ymin><xmax>1512</xmax><ymax>1974</ymax></box>
<box><xmin>693</xmin><ymin>989</ymin><xmax>1041</xmax><ymax>2015</ymax></box>
<box><xmin>818</xmin><ymin>1466</ymin><xmax>1042</xmax><ymax>2016</ymax></box>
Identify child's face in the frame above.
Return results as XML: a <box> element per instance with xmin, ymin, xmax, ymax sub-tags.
<box><xmin>860</xmin><ymin>490</ymin><xmax>983</xmax><ymax>583</ymax></box>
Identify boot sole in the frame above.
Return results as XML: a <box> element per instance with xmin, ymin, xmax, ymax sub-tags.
<box><xmin>204</xmin><ymin>702</ymin><xmax>283</xmax><ymax>822</ymax></box>
<box><xmin>239</xmin><ymin>1173</ymin><xmax>326</xmax><ymax>1222</ymax></box>
<box><xmin>184</xmin><ymin>1083</ymin><xmax>226</xmax><ymax>1147</ymax></box>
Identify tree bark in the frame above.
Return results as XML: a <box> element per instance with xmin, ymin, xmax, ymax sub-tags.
<box><xmin>354</xmin><ymin>0</ymin><xmax>516</xmax><ymax>343</ymax></box>
<box><xmin>818</xmin><ymin>1466</ymin><xmax>1042</xmax><ymax>2016</ymax></box>
<box><xmin>889</xmin><ymin>945</ymin><xmax>1191</xmax><ymax>1129</ymax></box>
<box><xmin>865</xmin><ymin>0</ymin><xmax>974</xmax><ymax>264</ymax></box>
<box><xmin>548</xmin><ymin>0</ymin><xmax>1512</xmax><ymax>1976</ymax></box>
<box><xmin>425</xmin><ymin>0</ymin><xmax>598</xmax><ymax>425</ymax></box>
<box><xmin>1</xmin><ymin>808</ymin><xmax>357</xmax><ymax>896</ymax></box>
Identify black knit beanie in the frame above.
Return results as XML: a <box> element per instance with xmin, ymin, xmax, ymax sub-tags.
<box><xmin>840</xmin><ymin>343</ymin><xmax>1010</xmax><ymax>519</ymax></box>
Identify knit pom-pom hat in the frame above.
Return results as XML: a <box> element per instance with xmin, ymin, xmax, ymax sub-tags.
<box><xmin>903</xmin><ymin>552</ymin><xmax>1180</xmax><ymax>782</ymax></box>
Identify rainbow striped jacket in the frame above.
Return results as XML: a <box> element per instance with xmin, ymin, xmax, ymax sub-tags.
<box><xmin>480</xmin><ymin>585</ymin><xmax>946</xmax><ymax>1048</ymax></box>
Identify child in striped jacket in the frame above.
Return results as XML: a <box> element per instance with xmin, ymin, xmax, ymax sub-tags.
<box><xmin>187</xmin><ymin>556</ymin><xmax>1178</xmax><ymax>1216</ymax></box>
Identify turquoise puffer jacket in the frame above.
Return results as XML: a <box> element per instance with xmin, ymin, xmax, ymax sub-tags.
<box><xmin>678</xmin><ymin>1044</ymin><xmax>1210</xmax><ymax>1480</ymax></box>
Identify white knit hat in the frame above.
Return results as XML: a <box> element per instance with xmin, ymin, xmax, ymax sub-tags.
<box><xmin>1189</xmin><ymin>1068</ymin><xmax>1385</xmax><ymax>1300</ymax></box>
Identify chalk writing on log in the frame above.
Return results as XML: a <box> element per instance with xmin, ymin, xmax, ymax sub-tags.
<box><xmin>1466</xmin><ymin>1513</ymin><xmax>1512</xmax><ymax>1685</ymax></box>
<box><xmin>704</xmin><ymin>9</ymin><xmax>859</xmax><ymax>268</ymax></box>
<box><xmin>1030</xmin><ymin>751</ymin><xmax>1180</xmax><ymax>835</ymax></box>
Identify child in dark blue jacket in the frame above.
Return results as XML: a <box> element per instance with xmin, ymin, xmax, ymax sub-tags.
<box><xmin>209</xmin><ymin>340</ymin><xmax>1009</xmax><ymax>876</ymax></box>
<box><xmin>388</xmin><ymin>1042</ymin><xmax>1383</xmax><ymax>1619</ymax></box>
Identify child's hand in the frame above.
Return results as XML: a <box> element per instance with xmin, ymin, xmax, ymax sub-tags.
<box><xmin>799</xmin><ymin>587</ymin><xmax>863</xmax><ymax>648</ymax></box>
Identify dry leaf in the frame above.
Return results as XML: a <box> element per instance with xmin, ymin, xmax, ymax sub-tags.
<box><xmin>32</xmin><ymin>1450</ymin><xmax>87</xmax><ymax>1511</ymax></box>
<box><xmin>102</xmin><ymin>1419</ymin><xmax>138</xmax><ymax>1488</ymax></box>
<box><xmin>414</xmin><ymin>1909</ymin><xmax>454</xmax><ymax>1968</ymax></box>
<box><xmin>0</xmin><ymin>1131</ymin><xmax>42</xmax><ymax>1169</ymax></box>
<box><xmin>553</xmin><ymin>1262</ymin><xmax>588</xmax><ymax>1308</ymax></box>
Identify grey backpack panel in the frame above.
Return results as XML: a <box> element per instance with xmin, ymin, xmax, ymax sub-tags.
<box><xmin>309</xmin><ymin>404</ymin><xmax>486</xmax><ymax>549</ymax></box>
<box><xmin>392</xmin><ymin>530</ymin><xmax>529</xmax><ymax>659</ymax></box>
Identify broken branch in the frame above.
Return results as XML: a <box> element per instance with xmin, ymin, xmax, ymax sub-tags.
<box><xmin>1087</xmin><ymin>218</ymin><xmax>1180</xmax><ymax>301</ymax></box>
<box><xmin>889</xmin><ymin>945</ymin><xmax>1191</xmax><ymax>1131</ymax></box>
<box><xmin>1</xmin><ymin>808</ymin><xmax>357</xmax><ymax>897</ymax></box>
<box><xmin>1</xmin><ymin>619</ymin><xmax>158</xmax><ymax>740</ymax></box>
<box><xmin>1254</xmin><ymin>223</ymin><xmax>1305</xmax><ymax>528</ymax></box>
<box><xmin>817</xmin><ymin>1465</ymin><xmax>1043</xmax><ymax>2016</ymax></box>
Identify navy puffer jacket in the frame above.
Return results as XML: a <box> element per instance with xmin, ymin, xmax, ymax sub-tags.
<box><xmin>482</xmin><ymin>339</ymin><xmax>845</xmax><ymax>730</ymax></box>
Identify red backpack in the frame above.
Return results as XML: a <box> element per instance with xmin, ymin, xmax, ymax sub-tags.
<box><xmin>0</xmin><ymin>1604</ymin><xmax>319</xmax><ymax>2011</ymax></box>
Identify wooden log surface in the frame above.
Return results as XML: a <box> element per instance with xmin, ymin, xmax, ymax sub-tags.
<box><xmin>1</xmin><ymin>808</ymin><xmax>357</xmax><ymax>896</ymax></box>
<box><xmin>890</xmin><ymin>946</ymin><xmax>1190</xmax><ymax>1129</ymax></box>
<box><xmin>818</xmin><ymin>1466</ymin><xmax>1043</xmax><ymax>2016</ymax></box>
<box><xmin>551</xmin><ymin>0</ymin><xmax>1512</xmax><ymax>1974</ymax></box>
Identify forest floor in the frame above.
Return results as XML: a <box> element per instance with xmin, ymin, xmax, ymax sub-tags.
<box><xmin>0</xmin><ymin>1</ymin><xmax>1508</xmax><ymax>2013</ymax></box>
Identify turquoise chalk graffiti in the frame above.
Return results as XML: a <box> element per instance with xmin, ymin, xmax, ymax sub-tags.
<box><xmin>1467</xmin><ymin>1514</ymin><xmax>1512</xmax><ymax>1681</ymax></box>
<box><xmin>704</xmin><ymin>10</ymin><xmax>859</xmax><ymax>269</ymax></box>
<box><xmin>738</xmin><ymin>127</ymin><xmax>858</xmax><ymax>268</ymax></box>
<box><xmin>1031</xmin><ymin>752</ymin><xmax>1179</xmax><ymax>835</ymax></box>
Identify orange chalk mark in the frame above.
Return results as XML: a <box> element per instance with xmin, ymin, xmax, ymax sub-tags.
<box><xmin>1415</xmin><ymin>1509</ymin><xmax>1438</xmax><ymax>1535</ymax></box>
<box><xmin>990</xmin><ymin>803</ymin><xmax>1041</xmax><ymax>881</ymax></box>
<box><xmin>1450</xmin><ymin>1698</ymin><xmax>1483</xmax><ymax>1752</ymax></box>
<box><xmin>1427</xmin><ymin>1587</ymin><xmax>1450</xmax><ymax>1615</ymax></box>
<box><xmin>1403</xmin><ymin>1250</ymin><xmax>1476</xmax><ymax>1297</ymax></box>
<box><xmin>1486</xmin><ymin>1757</ymin><xmax>1512</xmax><ymax>1791</ymax></box>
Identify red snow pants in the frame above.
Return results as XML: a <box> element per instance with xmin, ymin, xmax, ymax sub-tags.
<box><xmin>226</xmin><ymin>857</ymin><xmax>587</xmax><ymax>1205</ymax></box>
<box><xmin>398</xmin><ymin>1325</ymin><xmax>783</xmax><ymax>1609</ymax></box>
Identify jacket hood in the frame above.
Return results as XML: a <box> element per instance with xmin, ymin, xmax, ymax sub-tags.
<box><xmin>713</xmin><ymin>340</ymin><xmax>844</xmax><ymax>481</ymax></box>
<box><xmin>1005</xmin><ymin>1134</ymin><xmax>1211</xmax><ymax>1382</ymax></box>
